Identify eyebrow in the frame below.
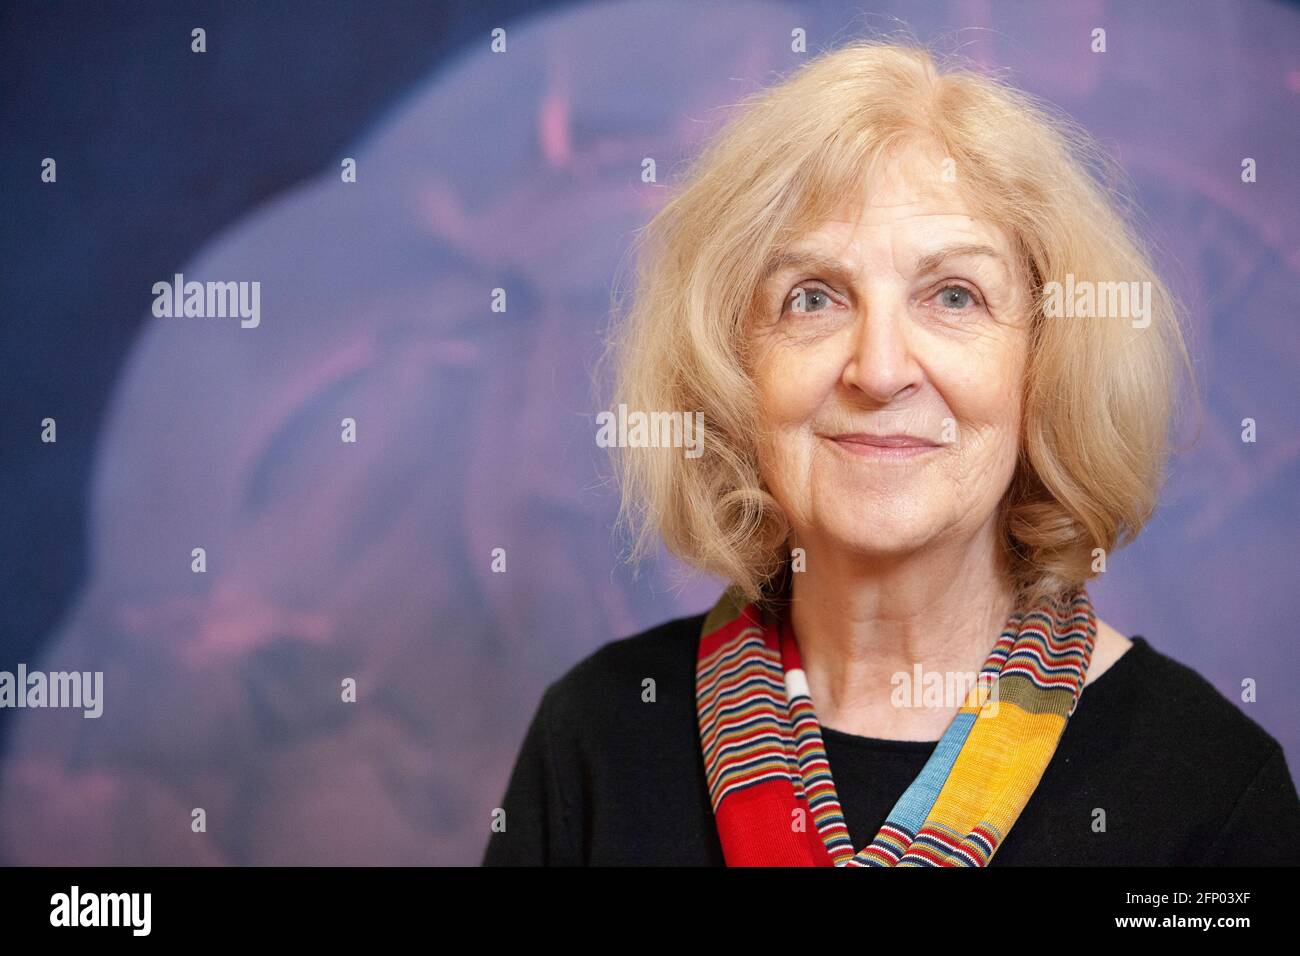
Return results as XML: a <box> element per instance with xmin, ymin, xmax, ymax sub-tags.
<box><xmin>759</xmin><ymin>250</ymin><xmax>857</xmax><ymax>286</ymax></box>
<box><xmin>912</xmin><ymin>243</ymin><xmax>1005</xmax><ymax>276</ymax></box>
<box><xmin>759</xmin><ymin>242</ymin><xmax>1006</xmax><ymax>285</ymax></box>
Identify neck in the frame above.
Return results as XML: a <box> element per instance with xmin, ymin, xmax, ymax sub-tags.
<box><xmin>787</xmin><ymin>519</ymin><xmax>1015</xmax><ymax>741</ymax></box>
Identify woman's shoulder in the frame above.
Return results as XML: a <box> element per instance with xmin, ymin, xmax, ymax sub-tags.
<box><xmin>535</xmin><ymin>611</ymin><xmax>709</xmax><ymax>730</ymax></box>
<box><xmin>574</xmin><ymin>611</ymin><xmax>709</xmax><ymax>678</ymax></box>
<box><xmin>1110</xmin><ymin>634</ymin><xmax>1284</xmax><ymax>751</ymax></box>
<box><xmin>1086</xmin><ymin>633</ymin><xmax>1300</xmax><ymax>863</ymax></box>
<box><xmin>1082</xmin><ymin>633</ymin><xmax>1294</xmax><ymax>814</ymax></box>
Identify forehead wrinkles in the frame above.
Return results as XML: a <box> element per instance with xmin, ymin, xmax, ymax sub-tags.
<box><xmin>818</xmin><ymin>209</ymin><xmax>1001</xmax><ymax>243</ymax></box>
<box><xmin>776</xmin><ymin>214</ymin><xmax>1015</xmax><ymax>280</ymax></box>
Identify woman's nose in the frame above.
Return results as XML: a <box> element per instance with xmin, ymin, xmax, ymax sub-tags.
<box><xmin>840</xmin><ymin>296</ymin><xmax>922</xmax><ymax>404</ymax></box>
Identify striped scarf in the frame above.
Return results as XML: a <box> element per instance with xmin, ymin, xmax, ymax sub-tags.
<box><xmin>695</xmin><ymin>586</ymin><xmax>1097</xmax><ymax>866</ymax></box>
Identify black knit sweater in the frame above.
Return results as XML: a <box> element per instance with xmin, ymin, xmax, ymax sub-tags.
<box><xmin>483</xmin><ymin>613</ymin><xmax>1300</xmax><ymax>866</ymax></box>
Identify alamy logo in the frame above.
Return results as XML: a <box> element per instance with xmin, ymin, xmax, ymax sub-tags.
<box><xmin>152</xmin><ymin>272</ymin><xmax>261</xmax><ymax>328</ymax></box>
<box><xmin>1042</xmin><ymin>273</ymin><xmax>1151</xmax><ymax>328</ymax></box>
<box><xmin>595</xmin><ymin>403</ymin><xmax>705</xmax><ymax>459</ymax></box>
<box><xmin>50</xmin><ymin>886</ymin><xmax>151</xmax><ymax>936</ymax></box>
<box><xmin>0</xmin><ymin>664</ymin><xmax>102</xmax><ymax>718</ymax></box>
<box><xmin>891</xmin><ymin>665</ymin><xmax>1000</xmax><ymax>716</ymax></box>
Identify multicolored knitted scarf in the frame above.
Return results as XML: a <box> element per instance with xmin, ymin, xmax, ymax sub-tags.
<box><xmin>696</xmin><ymin>586</ymin><xmax>1097</xmax><ymax>866</ymax></box>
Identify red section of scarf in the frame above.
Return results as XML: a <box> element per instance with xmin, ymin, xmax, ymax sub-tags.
<box><xmin>700</xmin><ymin>602</ymin><xmax>832</xmax><ymax>866</ymax></box>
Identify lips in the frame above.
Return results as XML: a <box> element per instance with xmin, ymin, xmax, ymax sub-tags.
<box><xmin>833</xmin><ymin>433</ymin><xmax>937</xmax><ymax>447</ymax></box>
<box><xmin>823</xmin><ymin>432</ymin><xmax>942</xmax><ymax>458</ymax></box>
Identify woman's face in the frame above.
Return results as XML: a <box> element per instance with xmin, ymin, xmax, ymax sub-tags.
<box><xmin>748</xmin><ymin>146</ymin><xmax>1032</xmax><ymax>566</ymax></box>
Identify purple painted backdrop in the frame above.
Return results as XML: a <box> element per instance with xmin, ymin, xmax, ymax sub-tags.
<box><xmin>1</xmin><ymin>0</ymin><xmax>1296</xmax><ymax>864</ymax></box>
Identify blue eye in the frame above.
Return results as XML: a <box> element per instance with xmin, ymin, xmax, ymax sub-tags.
<box><xmin>936</xmin><ymin>285</ymin><xmax>976</xmax><ymax>310</ymax></box>
<box><xmin>786</xmin><ymin>286</ymin><xmax>832</xmax><ymax>315</ymax></box>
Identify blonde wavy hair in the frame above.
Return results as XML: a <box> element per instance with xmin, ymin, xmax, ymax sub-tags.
<box><xmin>604</xmin><ymin>40</ymin><xmax>1192</xmax><ymax>607</ymax></box>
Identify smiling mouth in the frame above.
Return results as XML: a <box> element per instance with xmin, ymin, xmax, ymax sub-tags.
<box><xmin>822</xmin><ymin>433</ymin><xmax>943</xmax><ymax>459</ymax></box>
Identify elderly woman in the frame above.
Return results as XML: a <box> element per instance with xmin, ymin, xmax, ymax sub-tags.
<box><xmin>483</xmin><ymin>42</ymin><xmax>1300</xmax><ymax>866</ymax></box>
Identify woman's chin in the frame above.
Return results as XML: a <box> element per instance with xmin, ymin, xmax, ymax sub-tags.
<box><xmin>818</xmin><ymin>526</ymin><xmax>945</xmax><ymax>562</ymax></box>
